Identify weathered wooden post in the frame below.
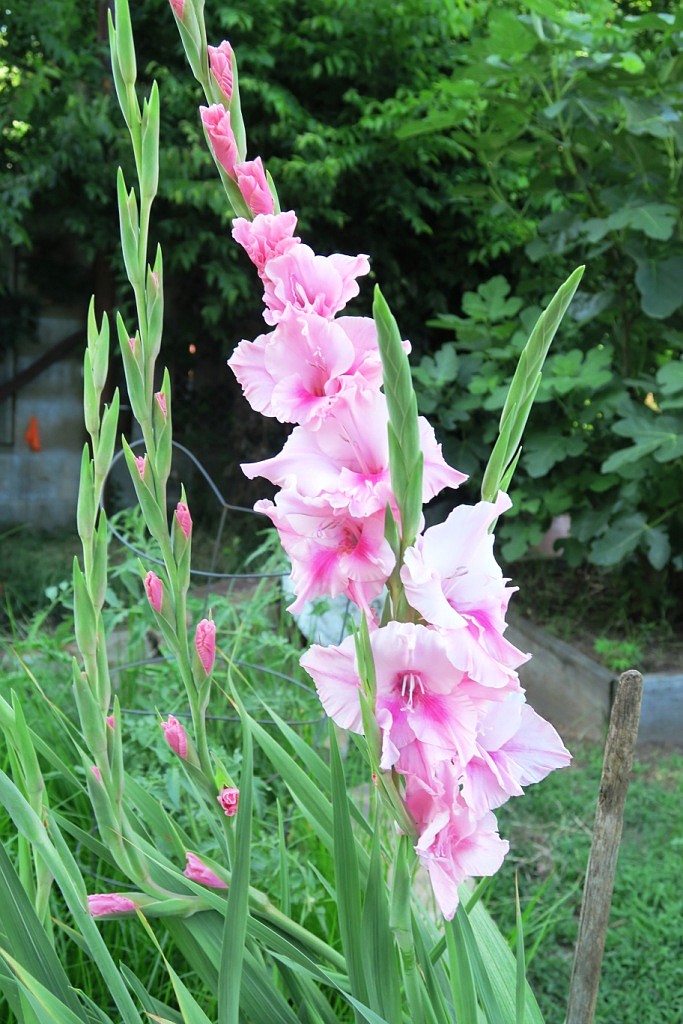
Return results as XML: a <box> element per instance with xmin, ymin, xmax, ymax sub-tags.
<box><xmin>566</xmin><ymin>669</ymin><xmax>643</xmax><ymax>1024</ymax></box>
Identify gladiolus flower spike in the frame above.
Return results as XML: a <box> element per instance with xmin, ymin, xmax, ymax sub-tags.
<box><xmin>200</xmin><ymin>36</ymin><xmax>575</xmax><ymax>921</ymax></box>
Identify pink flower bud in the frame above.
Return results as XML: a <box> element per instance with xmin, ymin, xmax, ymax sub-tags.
<box><xmin>134</xmin><ymin>454</ymin><xmax>147</xmax><ymax>480</ymax></box>
<box><xmin>184</xmin><ymin>852</ymin><xmax>228</xmax><ymax>889</ymax></box>
<box><xmin>175</xmin><ymin>501</ymin><xmax>192</xmax><ymax>540</ymax></box>
<box><xmin>90</xmin><ymin>766</ymin><xmax>102</xmax><ymax>784</ymax></box>
<box><xmin>200</xmin><ymin>104</ymin><xmax>238</xmax><ymax>178</ymax></box>
<box><xmin>195</xmin><ymin>618</ymin><xmax>216</xmax><ymax>675</ymax></box>
<box><xmin>217</xmin><ymin>786</ymin><xmax>239</xmax><ymax>817</ymax></box>
<box><xmin>169</xmin><ymin>0</ymin><xmax>185</xmax><ymax>16</ymax></box>
<box><xmin>208</xmin><ymin>41</ymin><xmax>233</xmax><ymax>102</ymax></box>
<box><xmin>155</xmin><ymin>391</ymin><xmax>167</xmax><ymax>418</ymax></box>
<box><xmin>88</xmin><ymin>893</ymin><xmax>137</xmax><ymax>916</ymax></box>
<box><xmin>235</xmin><ymin>157</ymin><xmax>274</xmax><ymax>216</ymax></box>
<box><xmin>144</xmin><ymin>570</ymin><xmax>163</xmax><ymax>613</ymax></box>
<box><xmin>128</xmin><ymin>336</ymin><xmax>137</xmax><ymax>355</ymax></box>
<box><xmin>161</xmin><ymin>715</ymin><xmax>188</xmax><ymax>759</ymax></box>
<box><xmin>106</xmin><ymin>715</ymin><xmax>115</xmax><ymax>729</ymax></box>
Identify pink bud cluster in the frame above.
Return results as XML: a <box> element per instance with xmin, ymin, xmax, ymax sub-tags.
<box><xmin>218</xmin><ymin>48</ymin><xmax>571</xmax><ymax>919</ymax></box>
<box><xmin>200</xmin><ymin>41</ymin><xmax>274</xmax><ymax>217</ymax></box>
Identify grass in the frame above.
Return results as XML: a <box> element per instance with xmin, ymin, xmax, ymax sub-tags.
<box><xmin>489</xmin><ymin>742</ymin><xmax>683</xmax><ymax>1023</ymax></box>
<box><xmin>1</xmin><ymin>524</ymin><xmax>682</xmax><ymax>1021</ymax></box>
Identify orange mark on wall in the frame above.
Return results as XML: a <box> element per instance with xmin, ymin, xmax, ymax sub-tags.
<box><xmin>23</xmin><ymin>416</ymin><xmax>41</xmax><ymax>452</ymax></box>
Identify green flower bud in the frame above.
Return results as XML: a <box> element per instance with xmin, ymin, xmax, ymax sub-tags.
<box><xmin>117</xmin><ymin>315</ymin><xmax>147</xmax><ymax>423</ymax></box>
<box><xmin>77</xmin><ymin>446</ymin><xmax>96</xmax><ymax>542</ymax></box>
<box><xmin>113</xmin><ymin>0</ymin><xmax>137</xmax><ymax>88</ymax></box>
<box><xmin>94</xmin><ymin>391</ymin><xmax>120</xmax><ymax>491</ymax></box>
<box><xmin>141</xmin><ymin>82</ymin><xmax>160</xmax><ymax>204</ymax></box>
<box><xmin>117</xmin><ymin>169</ymin><xmax>141</xmax><ymax>285</ymax></box>
<box><xmin>87</xmin><ymin>300</ymin><xmax>110</xmax><ymax>394</ymax></box>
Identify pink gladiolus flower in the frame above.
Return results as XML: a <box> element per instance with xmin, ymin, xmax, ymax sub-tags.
<box><xmin>229</xmin><ymin>309</ymin><xmax>360</xmax><ymax>426</ymax></box>
<box><xmin>217</xmin><ymin>786</ymin><xmax>239</xmax><ymax>816</ymax></box>
<box><xmin>144</xmin><ymin>570</ymin><xmax>163</xmax><ymax>613</ymax></box>
<box><xmin>105</xmin><ymin>714</ymin><xmax>115</xmax><ymax>729</ymax></box>
<box><xmin>401</xmin><ymin>491</ymin><xmax>528</xmax><ymax>685</ymax></box>
<box><xmin>161</xmin><ymin>715</ymin><xmax>188</xmax><ymax>759</ymax></box>
<box><xmin>184</xmin><ymin>852</ymin><xmax>228</xmax><ymax>888</ymax></box>
<box><xmin>302</xmin><ymin>622</ymin><xmax>496</xmax><ymax>774</ymax></box>
<box><xmin>408</xmin><ymin>772</ymin><xmax>509</xmax><ymax>920</ymax></box>
<box><xmin>245</xmin><ymin>388</ymin><xmax>466</xmax><ymax>518</ymax></box>
<box><xmin>90</xmin><ymin>766</ymin><xmax>102</xmax><ymax>784</ymax></box>
<box><xmin>208</xmin><ymin>40</ymin><xmax>233</xmax><ymax>101</ymax></box>
<box><xmin>200</xmin><ymin>104</ymin><xmax>238</xmax><ymax>178</ymax></box>
<box><xmin>88</xmin><ymin>893</ymin><xmax>137</xmax><ymax>916</ymax></box>
<box><xmin>232</xmin><ymin>211</ymin><xmax>300</xmax><ymax>275</ymax></box>
<box><xmin>460</xmin><ymin>695</ymin><xmax>571</xmax><ymax>816</ymax></box>
<box><xmin>155</xmin><ymin>391</ymin><xmax>167</xmax><ymax>418</ymax></box>
<box><xmin>261</xmin><ymin>244</ymin><xmax>370</xmax><ymax>326</ymax></box>
<box><xmin>195</xmin><ymin>618</ymin><xmax>216</xmax><ymax>675</ymax></box>
<box><xmin>175</xmin><ymin>501</ymin><xmax>192</xmax><ymax>540</ymax></box>
<box><xmin>134</xmin><ymin>454</ymin><xmax>147</xmax><ymax>480</ymax></box>
<box><xmin>235</xmin><ymin>157</ymin><xmax>274</xmax><ymax>216</ymax></box>
<box><xmin>229</xmin><ymin>314</ymin><xmax>409</xmax><ymax>428</ymax></box>
<box><xmin>255</xmin><ymin>490</ymin><xmax>395</xmax><ymax>615</ymax></box>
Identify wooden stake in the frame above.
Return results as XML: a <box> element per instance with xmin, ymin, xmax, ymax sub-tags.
<box><xmin>566</xmin><ymin>669</ymin><xmax>643</xmax><ymax>1024</ymax></box>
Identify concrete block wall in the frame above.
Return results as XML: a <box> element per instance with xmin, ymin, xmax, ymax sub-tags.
<box><xmin>0</xmin><ymin>316</ymin><xmax>84</xmax><ymax>531</ymax></box>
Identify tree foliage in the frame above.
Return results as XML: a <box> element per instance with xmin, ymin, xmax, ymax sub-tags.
<box><xmin>2</xmin><ymin>0</ymin><xmax>683</xmax><ymax>584</ymax></box>
<box><xmin>408</xmin><ymin>1</ymin><xmax>683</xmax><ymax>582</ymax></box>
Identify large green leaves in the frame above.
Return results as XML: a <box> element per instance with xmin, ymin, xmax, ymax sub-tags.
<box><xmin>634</xmin><ymin>256</ymin><xmax>683</xmax><ymax>319</ymax></box>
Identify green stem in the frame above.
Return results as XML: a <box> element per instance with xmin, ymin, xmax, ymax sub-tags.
<box><xmin>390</xmin><ymin>834</ymin><xmax>425</xmax><ymax>1023</ymax></box>
<box><xmin>252</xmin><ymin>901</ymin><xmax>348</xmax><ymax>974</ymax></box>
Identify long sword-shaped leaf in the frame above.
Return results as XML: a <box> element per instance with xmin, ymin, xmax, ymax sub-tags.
<box><xmin>454</xmin><ymin>895</ymin><xmax>545</xmax><ymax>1024</ymax></box>
<box><xmin>451</xmin><ymin>908</ymin><xmax>503</xmax><ymax>1024</ymax></box>
<box><xmin>0</xmin><ymin>950</ymin><xmax>99</xmax><ymax>1024</ymax></box>
<box><xmin>411</xmin><ymin>918</ymin><xmax>452</xmax><ymax>1024</ymax></box>
<box><xmin>120</xmin><ymin>965</ymin><xmax>183</xmax><ymax>1024</ymax></box>
<box><xmin>135</xmin><ymin>914</ymin><xmax>213</xmax><ymax>1024</ymax></box>
<box><xmin>514</xmin><ymin>877</ymin><xmax>526</xmax><ymax>1024</ymax></box>
<box><xmin>0</xmin><ymin>843</ymin><xmax>85</xmax><ymax>1019</ymax></box>
<box><xmin>329</xmin><ymin>723</ymin><xmax>368</xmax><ymax>1015</ymax></box>
<box><xmin>218</xmin><ymin>699</ymin><xmax>252</xmax><ymax>1024</ymax></box>
<box><xmin>445</xmin><ymin>909</ymin><xmax>477</xmax><ymax>1024</ymax></box>
<box><xmin>258</xmin><ymin>698</ymin><xmax>373</xmax><ymax>841</ymax></box>
<box><xmin>361</xmin><ymin>818</ymin><xmax>402</xmax><ymax>1024</ymax></box>
<box><xmin>0</xmin><ymin>770</ymin><xmax>142</xmax><ymax>1024</ymax></box>
<box><xmin>481</xmin><ymin>266</ymin><xmax>584</xmax><ymax>502</ymax></box>
<box><xmin>166</xmin><ymin>914</ymin><xmax>304</xmax><ymax>1024</ymax></box>
<box><xmin>248</xmin><ymin>715</ymin><xmax>334</xmax><ymax>850</ymax></box>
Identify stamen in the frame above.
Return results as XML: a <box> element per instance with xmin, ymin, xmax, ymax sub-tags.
<box><xmin>400</xmin><ymin>672</ymin><xmax>425</xmax><ymax>712</ymax></box>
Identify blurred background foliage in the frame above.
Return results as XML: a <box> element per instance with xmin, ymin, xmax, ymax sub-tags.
<box><xmin>1</xmin><ymin>0</ymin><xmax>682</xmax><ymax>619</ymax></box>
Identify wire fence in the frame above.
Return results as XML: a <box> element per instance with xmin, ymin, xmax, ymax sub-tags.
<box><xmin>105</xmin><ymin>440</ymin><xmax>335</xmax><ymax>729</ymax></box>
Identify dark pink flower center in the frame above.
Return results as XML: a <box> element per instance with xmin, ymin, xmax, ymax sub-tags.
<box><xmin>398</xmin><ymin>671</ymin><xmax>425</xmax><ymax>712</ymax></box>
<box><xmin>337</xmin><ymin>527</ymin><xmax>359</xmax><ymax>555</ymax></box>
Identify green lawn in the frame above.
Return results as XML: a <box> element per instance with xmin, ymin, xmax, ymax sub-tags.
<box><xmin>490</xmin><ymin>742</ymin><xmax>683</xmax><ymax>1023</ymax></box>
